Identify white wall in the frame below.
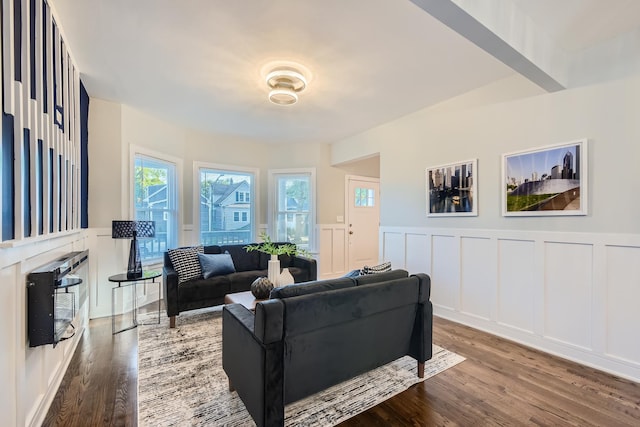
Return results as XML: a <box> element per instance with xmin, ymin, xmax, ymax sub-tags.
<box><xmin>86</xmin><ymin>101</ymin><xmax>348</xmax><ymax>317</ymax></box>
<box><xmin>0</xmin><ymin>233</ymin><xmax>89</xmax><ymax>427</ymax></box>
<box><xmin>332</xmin><ymin>74</ymin><xmax>640</xmax><ymax>381</ymax></box>
<box><xmin>268</xmin><ymin>143</ymin><xmax>346</xmax><ymax>224</ymax></box>
<box><xmin>88</xmin><ymin>99</ymin><xmax>124</xmax><ymax>226</ymax></box>
<box><xmin>334</xmin><ymin>75</ymin><xmax>640</xmax><ymax>233</ymax></box>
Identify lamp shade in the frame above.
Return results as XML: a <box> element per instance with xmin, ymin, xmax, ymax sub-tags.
<box><xmin>112</xmin><ymin>220</ymin><xmax>155</xmax><ymax>239</ymax></box>
<box><xmin>112</xmin><ymin>220</ymin><xmax>155</xmax><ymax>278</ymax></box>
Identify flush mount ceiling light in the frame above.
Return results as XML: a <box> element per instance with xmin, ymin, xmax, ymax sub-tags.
<box><xmin>266</xmin><ymin>67</ymin><xmax>307</xmax><ymax>106</ymax></box>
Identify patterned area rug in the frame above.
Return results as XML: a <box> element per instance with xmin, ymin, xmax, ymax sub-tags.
<box><xmin>138</xmin><ymin>308</ymin><xmax>465</xmax><ymax>426</ymax></box>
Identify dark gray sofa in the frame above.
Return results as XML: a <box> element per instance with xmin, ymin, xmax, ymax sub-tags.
<box><xmin>222</xmin><ymin>269</ymin><xmax>433</xmax><ymax>427</ymax></box>
<box><xmin>163</xmin><ymin>243</ymin><xmax>317</xmax><ymax>328</ymax></box>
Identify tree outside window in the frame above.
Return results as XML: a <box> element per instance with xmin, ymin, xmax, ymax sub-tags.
<box><xmin>134</xmin><ymin>155</ymin><xmax>177</xmax><ymax>261</ymax></box>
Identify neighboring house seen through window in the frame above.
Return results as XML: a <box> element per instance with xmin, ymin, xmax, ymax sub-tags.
<box><xmin>197</xmin><ymin>166</ymin><xmax>255</xmax><ymax>245</ymax></box>
<box><xmin>133</xmin><ymin>154</ymin><xmax>177</xmax><ymax>262</ymax></box>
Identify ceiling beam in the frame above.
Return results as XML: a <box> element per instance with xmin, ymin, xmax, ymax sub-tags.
<box><xmin>411</xmin><ymin>0</ymin><xmax>566</xmax><ymax>92</ymax></box>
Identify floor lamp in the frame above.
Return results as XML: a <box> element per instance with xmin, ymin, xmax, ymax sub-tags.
<box><xmin>112</xmin><ymin>220</ymin><xmax>156</xmax><ymax>278</ymax></box>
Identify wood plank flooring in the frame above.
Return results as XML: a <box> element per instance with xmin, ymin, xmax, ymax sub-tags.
<box><xmin>43</xmin><ymin>314</ymin><xmax>640</xmax><ymax>426</ymax></box>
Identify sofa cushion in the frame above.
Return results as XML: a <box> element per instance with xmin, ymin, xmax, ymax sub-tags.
<box><xmin>282</xmin><ymin>276</ymin><xmax>420</xmax><ymax>337</ymax></box>
<box><xmin>354</xmin><ymin>269</ymin><xmax>408</xmax><ymax>286</ymax></box>
<box><xmin>270</xmin><ymin>277</ymin><xmax>355</xmax><ymax>299</ymax></box>
<box><xmin>220</xmin><ymin>244</ymin><xmax>261</xmax><ymax>272</ymax></box>
<box><xmin>168</xmin><ymin>246</ymin><xmax>204</xmax><ymax>284</ymax></box>
<box><xmin>203</xmin><ymin>245</ymin><xmax>222</xmax><ymax>255</ymax></box>
<box><xmin>227</xmin><ymin>270</ymin><xmax>269</xmax><ymax>293</ymax></box>
<box><xmin>198</xmin><ymin>253</ymin><xmax>236</xmax><ymax>279</ymax></box>
<box><xmin>360</xmin><ymin>261</ymin><xmax>392</xmax><ymax>275</ymax></box>
<box><xmin>178</xmin><ymin>275</ymin><xmax>230</xmax><ymax>301</ymax></box>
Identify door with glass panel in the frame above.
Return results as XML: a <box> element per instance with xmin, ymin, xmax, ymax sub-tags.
<box><xmin>347</xmin><ymin>177</ymin><xmax>380</xmax><ymax>270</ymax></box>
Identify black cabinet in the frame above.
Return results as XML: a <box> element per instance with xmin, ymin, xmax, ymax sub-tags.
<box><xmin>27</xmin><ymin>250</ymin><xmax>89</xmax><ymax>347</ymax></box>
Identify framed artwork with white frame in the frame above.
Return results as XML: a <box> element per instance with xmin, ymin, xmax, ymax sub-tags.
<box><xmin>426</xmin><ymin>159</ymin><xmax>477</xmax><ymax>217</ymax></box>
<box><xmin>502</xmin><ymin>139</ymin><xmax>588</xmax><ymax>216</ymax></box>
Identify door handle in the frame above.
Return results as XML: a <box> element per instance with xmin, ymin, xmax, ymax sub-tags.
<box><xmin>349</xmin><ymin>231</ymin><xmax>353</xmax><ymax>235</ymax></box>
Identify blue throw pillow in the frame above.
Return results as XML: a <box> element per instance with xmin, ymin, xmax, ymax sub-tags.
<box><xmin>342</xmin><ymin>269</ymin><xmax>361</xmax><ymax>278</ymax></box>
<box><xmin>198</xmin><ymin>253</ymin><xmax>236</xmax><ymax>279</ymax></box>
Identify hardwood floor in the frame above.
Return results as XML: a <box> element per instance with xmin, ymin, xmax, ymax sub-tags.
<box><xmin>44</xmin><ymin>313</ymin><xmax>640</xmax><ymax>426</ymax></box>
<box><xmin>43</xmin><ymin>316</ymin><xmax>137</xmax><ymax>427</ymax></box>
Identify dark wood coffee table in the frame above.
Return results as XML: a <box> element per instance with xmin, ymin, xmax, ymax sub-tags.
<box><xmin>224</xmin><ymin>291</ymin><xmax>265</xmax><ymax>311</ymax></box>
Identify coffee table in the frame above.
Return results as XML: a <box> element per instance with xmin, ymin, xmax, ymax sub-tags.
<box><xmin>224</xmin><ymin>291</ymin><xmax>265</xmax><ymax>311</ymax></box>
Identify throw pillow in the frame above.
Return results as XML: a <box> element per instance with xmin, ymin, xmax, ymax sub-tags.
<box><xmin>198</xmin><ymin>253</ymin><xmax>236</xmax><ymax>279</ymax></box>
<box><xmin>168</xmin><ymin>246</ymin><xmax>204</xmax><ymax>284</ymax></box>
<box><xmin>360</xmin><ymin>261</ymin><xmax>392</xmax><ymax>275</ymax></box>
<box><xmin>342</xmin><ymin>269</ymin><xmax>361</xmax><ymax>278</ymax></box>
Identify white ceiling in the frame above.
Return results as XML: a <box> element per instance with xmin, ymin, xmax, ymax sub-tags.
<box><xmin>50</xmin><ymin>0</ymin><xmax>640</xmax><ymax>145</ymax></box>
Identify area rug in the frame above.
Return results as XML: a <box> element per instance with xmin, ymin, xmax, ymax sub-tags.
<box><xmin>137</xmin><ymin>308</ymin><xmax>465</xmax><ymax>426</ymax></box>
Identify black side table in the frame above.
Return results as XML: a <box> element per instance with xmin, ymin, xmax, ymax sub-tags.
<box><xmin>108</xmin><ymin>271</ymin><xmax>161</xmax><ymax>334</ymax></box>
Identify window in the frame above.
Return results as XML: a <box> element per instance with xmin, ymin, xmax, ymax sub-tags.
<box><xmin>134</xmin><ymin>154</ymin><xmax>177</xmax><ymax>262</ymax></box>
<box><xmin>269</xmin><ymin>169</ymin><xmax>316</xmax><ymax>250</ymax></box>
<box><xmin>235</xmin><ymin>191</ymin><xmax>250</xmax><ymax>202</ymax></box>
<box><xmin>196</xmin><ymin>164</ymin><xmax>256</xmax><ymax>245</ymax></box>
<box><xmin>355</xmin><ymin>187</ymin><xmax>375</xmax><ymax>207</ymax></box>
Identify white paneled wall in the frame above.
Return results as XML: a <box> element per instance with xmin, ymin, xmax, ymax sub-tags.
<box><xmin>381</xmin><ymin>225</ymin><xmax>640</xmax><ymax>382</ymax></box>
<box><xmin>88</xmin><ymin>227</ymin><xmax>164</xmax><ymax>320</ymax></box>
<box><xmin>0</xmin><ymin>231</ymin><xmax>89</xmax><ymax>427</ymax></box>
<box><xmin>497</xmin><ymin>239</ymin><xmax>536</xmax><ymax>333</ymax></box>
<box><xmin>605</xmin><ymin>246</ymin><xmax>640</xmax><ymax>363</ymax></box>
<box><xmin>317</xmin><ymin>224</ymin><xmax>347</xmax><ymax>279</ymax></box>
<box><xmin>543</xmin><ymin>242</ymin><xmax>593</xmax><ymax>350</ymax></box>
<box><xmin>460</xmin><ymin>237</ymin><xmax>495</xmax><ymax>321</ymax></box>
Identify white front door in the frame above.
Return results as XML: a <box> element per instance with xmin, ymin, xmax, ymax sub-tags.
<box><xmin>347</xmin><ymin>176</ymin><xmax>380</xmax><ymax>270</ymax></box>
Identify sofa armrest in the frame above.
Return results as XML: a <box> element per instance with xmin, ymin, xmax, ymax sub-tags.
<box><xmin>223</xmin><ymin>303</ymin><xmax>256</xmax><ymax>336</ymax></box>
<box><xmin>163</xmin><ymin>266</ymin><xmax>179</xmax><ymax>317</ymax></box>
<box><xmin>291</xmin><ymin>255</ymin><xmax>317</xmax><ymax>281</ymax></box>
<box><xmin>411</xmin><ymin>273</ymin><xmax>431</xmax><ymax>302</ymax></box>
<box><xmin>409</xmin><ymin>273</ymin><xmax>433</xmax><ymax>364</ymax></box>
<box><xmin>254</xmin><ymin>299</ymin><xmax>284</xmax><ymax>344</ymax></box>
<box><xmin>223</xmin><ymin>304</ymin><xmax>285</xmax><ymax>426</ymax></box>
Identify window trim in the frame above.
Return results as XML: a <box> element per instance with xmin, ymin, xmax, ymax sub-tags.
<box><xmin>193</xmin><ymin>161</ymin><xmax>259</xmax><ymax>245</ymax></box>
<box><xmin>129</xmin><ymin>145</ymin><xmax>183</xmax><ymax>263</ymax></box>
<box><xmin>268</xmin><ymin>168</ymin><xmax>316</xmax><ymax>251</ymax></box>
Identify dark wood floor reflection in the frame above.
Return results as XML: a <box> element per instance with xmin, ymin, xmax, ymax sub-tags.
<box><xmin>44</xmin><ymin>311</ymin><xmax>640</xmax><ymax>426</ymax></box>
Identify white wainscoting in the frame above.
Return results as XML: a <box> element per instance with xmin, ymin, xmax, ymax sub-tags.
<box><xmin>0</xmin><ymin>231</ymin><xmax>89</xmax><ymax>427</ymax></box>
<box><xmin>89</xmin><ymin>227</ymin><xmax>163</xmax><ymax>319</ymax></box>
<box><xmin>317</xmin><ymin>224</ymin><xmax>348</xmax><ymax>279</ymax></box>
<box><xmin>381</xmin><ymin>226</ymin><xmax>640</xmax><ymax>382</ymax></box>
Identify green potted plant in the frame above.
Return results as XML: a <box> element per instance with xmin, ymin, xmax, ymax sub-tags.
<box><xmin>244</xmin><ymin>232</ymin><xmax>310</xmax><ymax>257</ymax></box>
<box><xmin>245</xmin><ymin>232</ymin><xmax>310</xmax><ymax>286</ymax></box>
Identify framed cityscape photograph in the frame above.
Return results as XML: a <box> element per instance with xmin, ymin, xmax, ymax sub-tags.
<box><xmin>426</xmin><ymin>159</ymin><xmax>477</xmax><ymax>217</ymax></box>
<box><xmin>502</xmin><ymin>139</ymin><xmax>588</xmax><ymax>216</ymax></box>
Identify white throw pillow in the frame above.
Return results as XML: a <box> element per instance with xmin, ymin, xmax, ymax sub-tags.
<box><xmin>168</xmin><ymin>246</ymin><xmax>204</xmax><ymax>284</ymax></box>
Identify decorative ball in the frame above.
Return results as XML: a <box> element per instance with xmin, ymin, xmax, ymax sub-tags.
<box><xmin>251</xmin><ymin>277</ymin><xmax>273</xmax><ymax>299</ymax></box>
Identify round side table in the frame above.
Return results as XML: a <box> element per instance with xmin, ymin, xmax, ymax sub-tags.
<box><xmin>108</xmin><ymin>271</ymin><xmax>161</xmax><ymax>334</ymax></box>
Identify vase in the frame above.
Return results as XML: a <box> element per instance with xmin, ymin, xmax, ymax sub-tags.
<box><xmin>268</xmin><ymin>254</ymin><xmax>280</xmax><ymax>286</ymax></box>
<box><xmin>278</xmin><ymin>267</ymin><xmax>294</xmax><ymax>286</ymax></box>
<box><xmin>250</xmin><ymin>277</ymin><xmax>273</xmax><ymax>299</ymax></box>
